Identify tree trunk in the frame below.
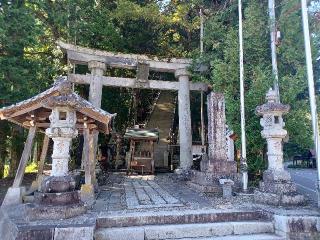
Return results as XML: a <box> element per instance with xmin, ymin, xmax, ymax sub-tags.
<box><xmin>8</xmin><ymin>125</ymin><xmax>24</xmax><ymax>178</ymax></box>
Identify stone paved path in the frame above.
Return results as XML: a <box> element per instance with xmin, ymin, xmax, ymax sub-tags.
<box><xmin>124</xmin><ymin>177</ymin><xmax>183</xmax><ymax>209</ymax></box>
<box><xmin>93</xmin><ymin>172</ymin><xmax>255</xmax><ymax>213</ymax></box>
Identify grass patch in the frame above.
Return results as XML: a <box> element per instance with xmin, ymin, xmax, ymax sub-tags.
<box><xmin>3</xmin><ymin>162</ymin><xmax>38</xmax><ymax>178</ymax></box>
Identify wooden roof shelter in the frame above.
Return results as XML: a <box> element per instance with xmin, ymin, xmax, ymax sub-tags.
<box><xmin>0</xmin><ymin>76</ymin><xmax>116</xmax><ymax>134</ymax></box>
<box><xmin>0</xmin><ymin>77</ymin><xmax>116</xmax><ymax>203</ymax></box>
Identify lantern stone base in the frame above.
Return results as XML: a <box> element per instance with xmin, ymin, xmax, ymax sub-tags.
<box><xmin>254</xmin><ymin>170</ymin><xmax>305</xmax><ymax>206</ymax></box>
<box><xmin>29</xmin><ymin>175</ymin><xmax>87</xmax><ymax>220</ymax></box>
<box><xmin>188</xmin><ymin>161</ymin><xmax>240</xmax><ymax>194</ymax></box>
<box><xmin>26</xmin><ymin>203</ymin><xmax>87</xmax><ymax>220</ymax></box>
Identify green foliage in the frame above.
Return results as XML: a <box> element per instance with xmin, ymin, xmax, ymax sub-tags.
<box><xmin>197</xmin><ymin>0</ymin><xmax>319</xmax><ymax>177</ymax></box>
<box><xmin>0</xmin><ymin>0</ymin><xmax>319</xmax><ymax>180</ymax></box>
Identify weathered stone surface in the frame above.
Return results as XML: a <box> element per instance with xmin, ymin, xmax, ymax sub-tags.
<box><xmin>233</xmin><ymin>221</ymin><xmax>274</xmax><ymax>235</ymax></box>
<box><xmin>207</xmin><ymin>92</ymin><xmax>228</xmax><ymax>163</ymax></box>
<box><xmin>34</xmin><ymin>191</ymin><xmax>80</xmax><ymax>206</ymax></box>
<box><xmin>190</xmin><ymin>92</ymin><xmax>238</xmax><ymax>194</ymax></box>
<box><xmin>255</xmin><ymin>89</ymin><xmax>305</xmax><ymax>206</ymax></box>
<box><xmin>41</xmin><ymin>176</ymin><xmax>76</xmax><ymax>193</ymax></box>
<box><xmin>96</xmin><ymin>221</ymin><xmax>275</xmax><ymax>240</ymax></box>
<box><xmin>54</xmin><ymin>226</ymin><xmax>94</xmax><ymax>240</ymax></box>
<box><xmin>176</xmin><ymin>69</ymin><xmax>193</xmax><ymax>171</ymax></box>
<box><xmin>96</xmin><ymin>209</ymin><xmax>267</xmax><ymax>228</ymax></box>
<box><xmin>95</xmin><ymin>227</ymin><xmax>144</xmax><ymax>240</ymax></box>
<box><xmin>189</xmin><ymin>169</ymin><xmax>240</xmax><ymax>194</ymax></box>
<box><xmin>1</xmin><ymin>187</ymin><xmax>25</xmax><ymax>207</ymax></box>
<box><xmin>80</xmin><ymin>184</ymin><xmax>95</xmax><ymax>206</ymax></box>
<box><xmin>26</xmin><ymin>203</ymin><xmax>86</xmax><ymax>220</ymax></box>
<box><xmin>17</xmin><ymin>228</ymin><xmax>54</xmax><ymax>240</ymax></box>
<box><xmin>274</xmin><ymin>214</ymin><xmax>320</xmax><ymax>240</ymax></box>
<box><xmin>124</xmin><ymin>179</ymin><xmax>182</xmax><ymax>209</ymax></box>
<box><xmin>220</xmin><ymin>179</ymin><xmax>234</xmax><ymax>198</ymax></box>
<box><xmin>144</xmin><ymin>222</ymin><xmax>234</xmax><ymax>239</ymax></box>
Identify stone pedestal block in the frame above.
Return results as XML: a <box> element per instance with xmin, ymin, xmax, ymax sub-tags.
<box><xmin>189</xmin><ymin>167</ymin><xmax>240</xmax><ymax>194</ymax></box>
<box><xmin>219</xmin><ymin>179</ymin><xmax>234</xmax><ymax>198</ymax></box>
<box><xmin>80</xmin><ymin>184</ymin><xmax>95</xmax><ymax>206</ymax></box>
<box><xmin>1</xmin><ymin>187</ymin><xmax>25</xmax><ymax>207</ymax></box>
<box><xmin>26</xmin><ymin>203</ymin><xmax>86</xmax><ymax>220</ymax></box>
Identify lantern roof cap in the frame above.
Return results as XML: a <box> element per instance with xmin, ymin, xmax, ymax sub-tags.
<box><xmin>256</xmin><ymin>88</ymin><xmax>290</xmax><ymax>116</ymax></box>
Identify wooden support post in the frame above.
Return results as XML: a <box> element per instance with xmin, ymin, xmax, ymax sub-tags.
<box><xmin>37</xmin><ymin>134</ymin><xmax>49</xmax><ymax>176</ymax></box>
<box><xmin>83</xmin><ymin>128</ymin><xmax>93</xmax><ymax>185</ymax></box>
<box><xmin>12</xmin><ymin>126</ymin><xmax>36</xmax><ymax>188</ymax></box>
<box><xmin>80</xmin><ymin>127</ymin><xmax>95</xmax><ymax>205</ymax></box>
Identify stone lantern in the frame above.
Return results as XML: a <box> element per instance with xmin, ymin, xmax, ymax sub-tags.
<box><xmin>254</xmin><ymin>89</ymin><xmax>304</xmax><ymax>206</ymax></box>
<box><xmin>46</xmin><ymin>107</ymin><xmax>78</xmax><ymax>178</ymax></box>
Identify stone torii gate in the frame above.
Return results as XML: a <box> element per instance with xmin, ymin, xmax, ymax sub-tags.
<box><xmin>58</xmin><ymin>41</ymin><xmax>209</xmax><ymax>173</ymax></box>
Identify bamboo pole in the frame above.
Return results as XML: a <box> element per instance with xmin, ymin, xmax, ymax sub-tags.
<box><xmin>301</xmin><ymin>0</ymin><xmax>320</xmax><ymax>207</ymax></box>
<box><xmin>238</xmin><ymin>0</ymin><xmax>248</xmax><ymax>192</ymax></box>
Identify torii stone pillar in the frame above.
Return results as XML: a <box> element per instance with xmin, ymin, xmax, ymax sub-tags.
<box><xmin>175</xmin><ymin>68</ymin><xmax>193</xmax><ymax>172</ymax></box>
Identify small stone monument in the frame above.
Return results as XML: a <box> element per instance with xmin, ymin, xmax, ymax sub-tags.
<box><xmin>219</xmin><ymin>179</ymin><xmax>234</xmax><ymax>198</ymax></box>
<box><xmin>254</xmin><ymin>89</ymin><xmax>305</xmax><ymax>206</ymax></box>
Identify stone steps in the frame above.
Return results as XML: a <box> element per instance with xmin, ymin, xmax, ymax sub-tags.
<box><xmin>94</xmin><ymin>221</ymin><xmax>277</xmax><ymax>240</ymax></box>
<box><xmin>167</xmin><ymin>233</ymin><xmax>285</xmax><ymax>240</ymax></box>
<box><xmin>96</xmin><ymin>209</ymin><xmax>268</xmax><ymax>228</ymax></box>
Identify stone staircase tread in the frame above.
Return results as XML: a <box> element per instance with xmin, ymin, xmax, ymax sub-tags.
<box><xmin>95</xmin><ymin>221</ymin><xmax>274</xmax><ymax>240</ymax></box>
<box><xmin>166</xmin><ymin>233</ymin><xmax>285</xmax><ymax>240</ymax></box>
<box><xmin>96</xmin><ymin>209</ymin><xmax>268</xmax><ymax>228</ymax></box>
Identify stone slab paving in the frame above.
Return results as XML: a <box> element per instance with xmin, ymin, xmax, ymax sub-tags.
<box><xmin>124</xmin><ymin>178</ymin><xmax>183</xmax><ymax>209</ymax></box>
<box><xmin>93</xmin><ymin>172</ymin><xmax>256</xmax><ymax>213</ymax></box>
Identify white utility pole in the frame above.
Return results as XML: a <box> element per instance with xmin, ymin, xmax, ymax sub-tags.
<box><xmin>238</xmin><ymin>0</ymin><xmax>248</xmax><ymax>191</ymax></box>
<box><xmin>200</xmin><ymin>8</ymin><xmax>205</xmax><ymax>147</ymax></box>
<box><xmin>301</xmin><ymin>0</ymin><xmax>320</xmax><ymax>207</ymax></box>
<box><xmin>268</xmin><ymin>0</ymin><xmax>280</xmax><ymax>102</ymax></box>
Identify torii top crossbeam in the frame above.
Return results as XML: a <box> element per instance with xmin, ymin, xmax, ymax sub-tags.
<box><xmin>57</xmin><ymin>41</ymin><xmax>191</xmax><ymax>72</ymax></box>
<box><xmin>57</xmin><ymin>41</ymin><xmax>208</xmax><ymax>92</ymax></box>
